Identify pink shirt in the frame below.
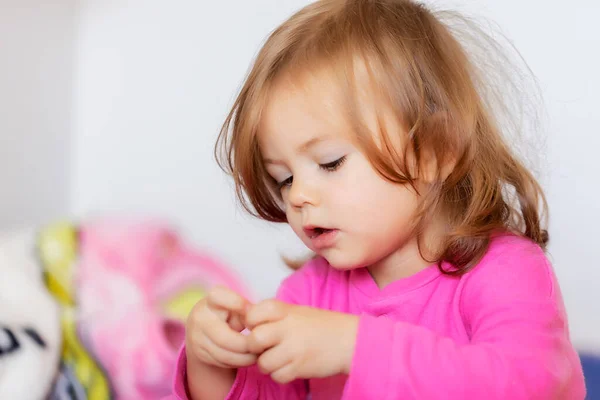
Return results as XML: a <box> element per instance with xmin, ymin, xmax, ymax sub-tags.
<box><xmin>169</xmin><ymin>235</ymin><xmax>586</xmax><ymax>399</ymax></box>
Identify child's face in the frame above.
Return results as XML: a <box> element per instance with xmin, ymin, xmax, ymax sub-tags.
<box><xmin>259</xmin><ymin>73</ymin><xmax>422</xmax><ymax>271</ymax></box>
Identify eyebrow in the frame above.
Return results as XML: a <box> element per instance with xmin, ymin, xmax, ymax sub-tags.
<box><xmin>263</xmin><ymin>135</ymin><xmax>332</xmax><ymax>165</ymax></box>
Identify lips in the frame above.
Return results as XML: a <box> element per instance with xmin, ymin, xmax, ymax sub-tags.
<box><xmin>303</xmin><ymin>225</ymin><xmax>339</xmax><ymax>249</ymax></box>
<box><xmin>303</xmin><ymin>226</ymin><xmax>333</xmax><ymax>238</ymax></box>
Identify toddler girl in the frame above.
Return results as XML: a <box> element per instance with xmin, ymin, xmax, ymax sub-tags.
<box><xmin>172</xmin><ymin>0</ymin><xmax>586</xmax><ymax>398</ymax></box>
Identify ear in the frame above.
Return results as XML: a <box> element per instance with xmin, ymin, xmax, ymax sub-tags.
<box><xmin>418</xmin><ymin>147</ymin><xmax>456</xmax><ymax>184</ymax></box>
<box><xmin>416</xmin><ymin>111</ymin><xmax>458</xmax><ymax>184</ymax></box>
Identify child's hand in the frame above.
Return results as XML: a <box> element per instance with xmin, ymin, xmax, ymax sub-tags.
<box><xmin>245</xmin><ymin>300</ymin><xmax>359</xmax><ymax>383</ymax></box>
<box><xmin>185</xmin><ymin>286</ymin><xmax>257</xmax><ymax>369</ymax></box>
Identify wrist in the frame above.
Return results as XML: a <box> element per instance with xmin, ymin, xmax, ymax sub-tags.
<box><xmin>340</xmin><ymin>314</ymin><xmax>359</xmax><ymax>375</ymax></box>
<box><xmin>186</xmin><ymin>349</ymin><xmax>236</xmax><ymax>400</ymax></box>
<box><xmin>186</xmin><ymin>349</ymin><xmax>236</xmax><ymax>376</ymax></box>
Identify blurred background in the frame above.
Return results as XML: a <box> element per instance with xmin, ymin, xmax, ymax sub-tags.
<box><xmin>1</xmin><ymin>0</ymin><xmax>598</xmax><ymax>398</ymax></box>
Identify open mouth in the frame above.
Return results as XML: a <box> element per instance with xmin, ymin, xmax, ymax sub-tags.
<box><xmin>305</xmin><ymin>227</ymin><xmax>334</xmax><ymax>239</ymax></box>
<box><xmin>303</xmin><ymin>226</ymin><xmax>339</xmax><ymax>249</ymax></box>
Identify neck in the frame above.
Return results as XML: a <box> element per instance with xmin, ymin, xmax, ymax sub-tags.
<box><xmin>367</xmin><ymin>239</ymin><xmax>432</xmax><ymax>289</ymax></box>
<box><xmin>367</xmin><ymin>223</ymin><xmax>443</xmax><ymax>289</ymax></box>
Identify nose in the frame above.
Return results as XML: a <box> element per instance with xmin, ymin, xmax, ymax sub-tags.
<box><xmin>288</xmin><ymin>176</ymin><xmax>319</xmax><ymax>209</ymax></box>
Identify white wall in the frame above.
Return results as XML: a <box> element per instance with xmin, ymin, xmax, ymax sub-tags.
<box><xmin>437</xmin><ymin>1</ymin><xmax>600</xmax><ymax>352</ymax></box>
<box><xmin>70</xmin><ymin>0</ymin><xmax>310</xmax><ymax>303</ymax></box>
<box><xmin>0</xmin><ymin>1</ymin><xmax>76</xmax><ymax>229</ymax></box>
<box><xmin>70</xmin><ymin>0</ymin><xmax>599</xmax><ymax>350</ymax></box>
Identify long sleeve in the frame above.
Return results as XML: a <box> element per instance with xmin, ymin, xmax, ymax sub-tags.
<box><xmin>169</xmin><ymin>348</ymin><xmax>306</xmax><ymax>400</ymax></box>
<box><xmin>343</xmin><ymin>241</ymin><xmax>586</xmax><ymax>399</ymax></box>
<box><xmin>169</xmin><ymin>267</ymin><xmax>312</xmax><ymax>400</ymax></box>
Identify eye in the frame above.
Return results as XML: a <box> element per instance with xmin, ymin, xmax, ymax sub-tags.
<box><xmin>319</xmin><ymin>156</ymin><xmax>346</xmax><ymax>172</ymax></box>
<box><xmin>277</xmin><ymin>176</ymin><xmax>293</xmax><ymax>189</ymax></box>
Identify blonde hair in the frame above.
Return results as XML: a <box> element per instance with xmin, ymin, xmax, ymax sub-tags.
<box><xmin>215</xmin><ymin>0</ymin><xmax>548</xmax><ymax>274</ymax></box>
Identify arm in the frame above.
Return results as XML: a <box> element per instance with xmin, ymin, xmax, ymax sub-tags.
<box><xmin>171</xmin><ymin>344</ymin><xmax>233</xmax><ymax>400</ymax></box>
<box><xmin>171</xmin><ymin>267</ymin><xmax>313</xmax><ymax>400</ymax></box>
<box><xmin>171</xmin><ymin>287</ymin><xmax>256</xmax><ymax>400</ymax></box>
<box><xmin>344</xmin><ymin>241</ymin><xmax>586</xmax><ymax>399</ymax></box>
<box><xmin>217</xmin><ymin>277</ymin><xmax>310</xmax><ymax>400</ymax></box>
<box><xmin>186</xmin><ymin>352</ymin><xmax>237</xmax><ymax>400</ymax></box>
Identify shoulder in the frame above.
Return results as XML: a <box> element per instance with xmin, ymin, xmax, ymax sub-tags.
<box><xmin>460</xmin><ymin>234</ymin><xmax>558</xmax><ymax>312</ymax></box>
<box><xmin>467</xmin><ymin>234</ymin><xmax>553</xmax><ymax>287</ymax></box>
<box><xmin>482</xmin><ymin>233</ymin><xmax>549</xmax><ymax>264</ymax></box>
<box><xmin>276</xmin><ymin>256</ymin><xmax>345</xmax><ymax>306</ymax></box>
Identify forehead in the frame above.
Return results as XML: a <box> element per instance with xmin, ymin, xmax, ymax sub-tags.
<box><xmin>257</xmin><ymin>63</ymin><xmax>403</xmax><ymax>157</ymax></box>
<box><xmin>257</xmin><ymin>70</ymin><xmax>350</xmax><ymax>152</ymax></box>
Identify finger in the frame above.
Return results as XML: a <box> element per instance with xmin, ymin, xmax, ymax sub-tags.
<box><xmin>256</xmin><ymin>345</ymin><xmax>292</xmax><ymax>375</ymax></box>
<box><xmin>186</xmin><ymin>302</ymin><xmax>250</xmax><ymax>353</ymax></box>
<box><xmin>247</xmin><ymin>322</ymin><xmax>282</xmax><ymax>354</ymax></box>
<box><xmin>195</xmin><ymin>347</ymin><xmax>231</xmax><ymax>369</ymax></box>
<box><xmin>271</xmin><ymin>362</ymin><xmax>298</xmax><ymax>384</ymax></box>
<box><xmin>228</xmin><ymin>312</ymin><xmax>246</xmax><ymax>332</ymax></box>
<box><xmin>203</xmin><ymin>314</ymin><xmax>251</xmax><ymax>353</ymax></box>
<box><xmin>202</xmin><ymin>333</ymin><xmax>257</xmax><ymax>368</ymax></box>
<box><xmin>207</xmin><ymin>286</ymin><xmax>250</xmax><ymax>316</ymax></box>
<box><xmin>245</xmin><ymin>299</ymin><xmax>287</xmax><ymax>329</ymax></box>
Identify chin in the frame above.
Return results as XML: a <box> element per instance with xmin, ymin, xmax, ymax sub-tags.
<box><xmin>320</xmin><ymin>251</ymin><xmax>366</xmax><ymax>271</ymax></box>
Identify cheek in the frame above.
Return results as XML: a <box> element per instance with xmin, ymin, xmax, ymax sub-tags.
<box><xmin>336</xmin><ymin>158</ymin><xmax>392</xmax><ymax>207</ymax></box>
<box><xmin>285</xmin><ymin>208</ymin><xmax>305</xmax><ymax>236</ymax></box>
<box><xmin>342</xmin><ymin>165</ymin><xmax>418</xmax><ymax>229</ymax></box>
